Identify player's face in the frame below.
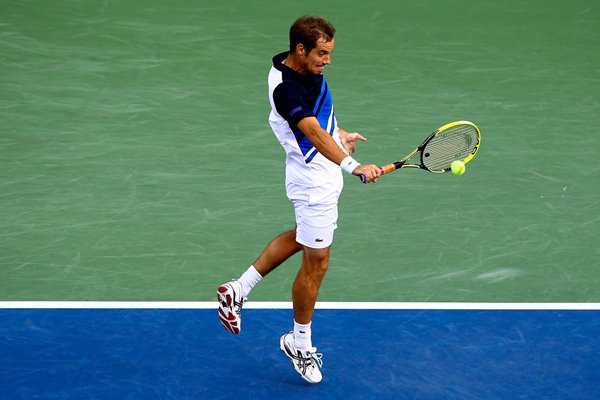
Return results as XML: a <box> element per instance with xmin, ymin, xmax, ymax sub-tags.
<box><xmin>303</xmin><ymin>38</ymin><xmax>335</xmax><ymax>75</ymax></box>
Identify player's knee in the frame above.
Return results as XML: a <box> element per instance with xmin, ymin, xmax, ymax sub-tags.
<box><xmin>313</xmin><ymin>259</ymin><xmax>329</xmax><ymax>276</ymax></box>
<box><xmin>303</xmin><ymin>247</ymin><xmax>330</xmax><ymax>277</ymax></box>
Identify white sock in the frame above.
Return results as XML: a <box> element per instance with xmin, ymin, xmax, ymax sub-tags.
<box><xmin>237</xmin><ymin>265</ymin><xmax>262</xmax><ymax>298</ymax></box>
<box><xmin>293</xmin><ymin>320</ymin><xmax>312</xmax><ymax>351</ymax></box>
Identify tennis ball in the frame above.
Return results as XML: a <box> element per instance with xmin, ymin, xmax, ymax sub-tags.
<box><xmin>451</xmin><ymin>160</ymin><xmax>466</xmax><ymax>176</ymax></box>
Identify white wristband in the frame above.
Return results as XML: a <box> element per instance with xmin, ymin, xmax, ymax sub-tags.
<box><xmin>340</xmin><ymin>156</ymin><xmax>360</xmax><ymax>174</ymax></box>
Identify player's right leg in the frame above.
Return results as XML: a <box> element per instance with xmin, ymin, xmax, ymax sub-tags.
<box><xmin>279</xmin><ymin>331</ymin><xmax>323</xmax><ymax>384</ymax></box>
<box><xmin>280</xmin><ymin>191</ymin><xmax>338</xmax><ymax>382</ymax></box>
<box><xmin>279</xmin><ymin>244</ymin><xmax>330</xmax><ymax>382</ymax></box>
<box><xmin>292</xmin><ymin>245</ymin><xmax>331</xmax><ymax>327</ymax></box>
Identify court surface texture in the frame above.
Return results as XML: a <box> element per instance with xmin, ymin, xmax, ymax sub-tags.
<box><xmin>1</xmin><ymin>303</ymin><xmax>599</xmax><ymax>400</ymax></box>
<box><xmin>2</xmin><ymin>0</ymin><xmax>599</xmax><ymax>399</ymax></box>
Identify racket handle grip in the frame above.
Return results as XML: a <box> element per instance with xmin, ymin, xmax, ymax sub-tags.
<box><xmin>359</xmin><ymin>167</ymin><xmax>386</xmax><ymax>184</ymax></box>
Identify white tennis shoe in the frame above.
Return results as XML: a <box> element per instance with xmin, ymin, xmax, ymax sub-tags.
<box><xmin>279</xmin><ymin>331</ymin><xmax>323</xmax><ymax>384</ymax></box>
<box><xmin>217</xmin><ymin>280</ymin><xmax>246</xmax><ymax>334</ymax></box>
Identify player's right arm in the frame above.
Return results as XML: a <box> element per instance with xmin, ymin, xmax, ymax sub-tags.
<box><xmin>297</xmin><ymin>117</ymin><xmax>380</xmax><ymax>183</ymax></box>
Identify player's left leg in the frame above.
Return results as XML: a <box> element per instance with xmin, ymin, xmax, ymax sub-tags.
<box><xmin>218</xmin><ymin>229</ymin><xmax>303</xmax><ymax>334</ymax></box>
<box><xmin>252</xmin><ymin>229</ymin><xmax>303</xmax><ymax>277</ymax></box>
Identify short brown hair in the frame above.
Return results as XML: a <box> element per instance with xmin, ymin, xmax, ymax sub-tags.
<box><xmin>289</xmin><ymin>15</ymin><xmax>336</xmax><ymax>55</ymax></box>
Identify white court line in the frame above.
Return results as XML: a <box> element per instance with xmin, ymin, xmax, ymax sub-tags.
<box><xmin>1</xmin><ymin>301</ymin><xmax>600</xmax><ymax>310</ymax></box>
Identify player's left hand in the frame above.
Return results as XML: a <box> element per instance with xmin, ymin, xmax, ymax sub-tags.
<box><xmin>341</xmin><ymin>132</ymin><xmax>367</xmax><ymax>154</ymax></box>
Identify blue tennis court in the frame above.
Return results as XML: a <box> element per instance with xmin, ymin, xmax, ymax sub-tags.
<box><xmin>1</xmin><ymin>306</ymin><xmax>598</xmax><ymax>399</ymax></box>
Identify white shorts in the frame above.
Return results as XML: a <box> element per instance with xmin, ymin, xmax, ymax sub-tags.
<box><xmin>287</xmin><ymin>180</ymin><xmax>342</xmax><ymax>249</ymax></box>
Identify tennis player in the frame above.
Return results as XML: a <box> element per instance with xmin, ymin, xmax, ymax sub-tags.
<box><xmin>218</xmin><ymin>15</ymin><xmax>380</xmax><ymax>383</ymax></box>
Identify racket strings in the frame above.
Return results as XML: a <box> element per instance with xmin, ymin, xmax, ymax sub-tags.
<box><xmin>422</xmin><ymin>125</ymin><xmax>478</xmax><ymax>171</ymax></box>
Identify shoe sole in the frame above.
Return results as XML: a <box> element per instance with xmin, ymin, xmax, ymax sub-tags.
<box><xmin>217</xmin><ymin>285</ymin><xmax>241</xmax><ymax>334</ymax></box>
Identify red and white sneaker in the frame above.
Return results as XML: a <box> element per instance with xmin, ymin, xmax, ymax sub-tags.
<box><xmin>217</xmin><ymin>280</ymin><xmax>246</xmax><ymax>334</ymax></box>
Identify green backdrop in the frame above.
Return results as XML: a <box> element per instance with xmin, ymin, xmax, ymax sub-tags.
<box><xmin>1</xmin><ymin>0</ymin><xmax>599</xmax><ymax>301</ymax></box>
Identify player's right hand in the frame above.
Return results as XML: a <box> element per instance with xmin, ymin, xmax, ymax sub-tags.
<box><xmin>353</xmin><ymin>164</ymin><xmax>381</xmax><ymax>183</ymax></box>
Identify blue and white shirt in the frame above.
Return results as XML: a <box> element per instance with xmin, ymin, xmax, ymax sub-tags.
<box><xmin>268</xmin><ymin>51</ymin><xmax>345</xmax><ymax>191</ymax></box>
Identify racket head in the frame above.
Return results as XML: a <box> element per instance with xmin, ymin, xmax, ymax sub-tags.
<box><xmin>420</xmin><ymin>120</ymin><xmax>481</xmax><ymax>173</ymax></box>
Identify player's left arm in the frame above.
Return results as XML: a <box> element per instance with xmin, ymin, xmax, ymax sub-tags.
<box><xmin>338</xmin><ymin>126</ymin><xmax>367</xmax><ymax>155</ymax></box>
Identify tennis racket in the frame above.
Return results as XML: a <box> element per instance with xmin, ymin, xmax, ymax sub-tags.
<box><xmin>360</xmin><ymin>120</ymin><xmax>481</xmax><ymax>183</ymax></box>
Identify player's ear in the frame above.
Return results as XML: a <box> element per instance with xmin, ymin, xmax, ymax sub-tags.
<box><xmin>296</xmin><ymin>43</ymin><xmax>306</xmax><ymax>56</ymax></box>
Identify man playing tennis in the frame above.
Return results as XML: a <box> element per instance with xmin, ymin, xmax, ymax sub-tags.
<box><xmin>217</xmin><ymin>15</ymin><xmax>380</xmax><ymax>383</ymax></box>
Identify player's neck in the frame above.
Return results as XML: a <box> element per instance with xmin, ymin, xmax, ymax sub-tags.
<box><xmin>285</xmin><ymin>52</ymin><xmax>309</xmax><ymax>76</ymax></box>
